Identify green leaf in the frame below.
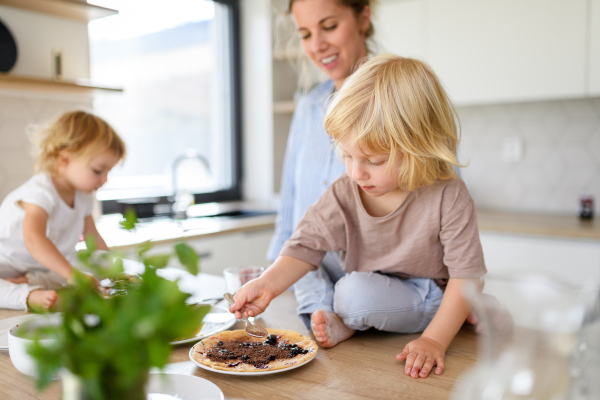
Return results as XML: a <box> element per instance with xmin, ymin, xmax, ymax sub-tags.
<box><xmin>119</xmin><ymin>208</ymin><xmax>138</xmax><ymax>231</ymax></box>
<box><xmin>85</xmin><ymin>234</ymin><xmax>97</xmax><ymax>252</ymax></box>
<box><xmin>175</xmin><ymin>243</ymin><xmax>199</xmax><ymax>275</ymax></box>
<box><xmin>136</xmin><ymin>241</ymin><xmax>154</xmax><ymax>259</ymax></box>
<box><xmin>143</xmin><ymin>254</ymin><xmax>170</xmax><ymax>269</ymax></box>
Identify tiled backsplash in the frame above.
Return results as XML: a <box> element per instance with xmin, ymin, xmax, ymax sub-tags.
<box><xmin>0</xmin><ymin>91</ymin><xmax>598</xmax><ymax>216</ymax></box>
<box><xmin>0</xmin><ymin>92</ymin><xmax>93</xmax><ymax>200</ymax></box>
<box><xmin>458</xmin><ymin>97</ymin><xmax>600</xmax><ymax>214</ymax></box>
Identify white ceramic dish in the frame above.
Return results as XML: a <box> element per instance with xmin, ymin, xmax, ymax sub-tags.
<box><xmin>8</xmin><ymin>314</ymin><xmax>61</xmax><ymax>377</ymax></box>
<box><xmin>188</xmin><ymin>344</ymin><xmax>316</xmax><ymax>376</ymax></box>
<box><xmin>170</xmin><ymin>306</ymin><xmax>236</xmax><ymax>345</ymax></box>
<box><xmin>147</xmin><ymin>373</ymin><xmax>223</xmax><ymax>400</ymax></box>
<box><xmin>0</xmin><ymin>314</ymin><xmax>41</xmax><ymax>350</ymax></box>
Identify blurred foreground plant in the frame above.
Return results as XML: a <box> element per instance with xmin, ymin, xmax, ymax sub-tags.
<box><xmin>28</xmin><ymin>212</ymin><xmax>209</xmax><ymax>400</ymax></box>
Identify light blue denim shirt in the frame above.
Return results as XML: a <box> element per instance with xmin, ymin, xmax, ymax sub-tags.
<box><xmin>267</xmin><ymin>80</ymin><xmax>346</xmax><ymax>261</ymax></box>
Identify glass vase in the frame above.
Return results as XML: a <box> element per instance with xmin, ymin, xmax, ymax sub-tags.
<box><xmin>61</xmin><ymin>368</ymin><xmax>149</xmax><ymax>400</ymax></box>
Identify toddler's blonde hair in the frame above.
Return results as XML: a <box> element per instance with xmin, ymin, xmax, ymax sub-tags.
<box><xmin>32</xmin><ymin>110</ymin><xmax>126</xmax><ymax>175</ymax></box>
<box><xmin>324</xmin><ymin>54</ymin><xmax>462</xmax><ymax>192</ymax></box>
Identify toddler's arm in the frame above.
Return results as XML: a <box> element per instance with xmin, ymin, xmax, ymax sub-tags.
<box><xmin>21</xmin><ymin>202</ymin><xmax>74</xmax><ymax>281</ymax></box>
<box><xmin>83</xmin><ymin>215</ymin><xmax>109</xmax><ymax>251</ymax></box>
<box><xmin>228</xmin><ymin>255</ymin><xmax>316</xmax><ymax>318</ymax></box>
<box><xmin>396</xmin><ymin>278</ymin><xmax>482</xmax><ymax>379</ymax></box>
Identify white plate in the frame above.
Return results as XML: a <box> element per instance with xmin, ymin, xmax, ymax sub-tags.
<box><xmin>147</xmin><ymin>373</ymin><xmax>223</xmax><ymax>400</ymax></box>
<box><xmin>170</xmin><ymin>306</ymin><xmax>236</xmax><ymax>345</ymax></box>
<box><xmin>188</xmin><ymin>344</ymin><xmax>316</xmax><ymax>376</ymax></box>
<box><xmin>0</xmin><ymin>314</ymin><xmax>41</xmax><ymax>350</ymax></box>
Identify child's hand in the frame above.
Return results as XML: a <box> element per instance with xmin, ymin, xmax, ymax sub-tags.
<box><xmin>67</xmin><ymin>270</ymin><xmax>100</xmax><ymax>288</ymax></box>
<box><xmin>228</xmin><ymin>277</ymin><xmax>275</xmax><ymax>319</ymax></box>
<box><xmin>396</xmin><ymin>336</ymin><xmax>446</xmax><ymax>378</ymax></box>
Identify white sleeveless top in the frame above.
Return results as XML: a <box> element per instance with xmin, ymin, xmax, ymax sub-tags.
<box><xmin>0</xmin><ymin>173</ymin><xmax>93</xmax><ymax>275</ymax></box>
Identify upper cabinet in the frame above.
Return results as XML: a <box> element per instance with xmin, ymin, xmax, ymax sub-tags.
<box><xmin>377</xmin><ymin>0</ymin><xmax>594</xmax><ymax>106</ymax></box>
<box><xmin>590</xmin><ymin>0</ymin><xmax>600</xmax><ymax>96</ymax></box>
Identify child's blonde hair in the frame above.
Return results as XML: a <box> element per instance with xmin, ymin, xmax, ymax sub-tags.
<box><xmin>324</xmin><ymin>54</ymin><xmax>462</xmax><ymax>192</ymax></box>
<box><xmin>33</xmin><ymin>110</ymin><xmax>126</xmax><ymax>174</ymax></box>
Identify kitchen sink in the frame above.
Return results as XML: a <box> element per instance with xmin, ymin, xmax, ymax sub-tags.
<box><xmin>194</xmin><ymin>209</ymin><xmax>276</xmax><ymax>219</ymax></box>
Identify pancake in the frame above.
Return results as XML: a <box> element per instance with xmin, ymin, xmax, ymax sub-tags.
<box><xmin>191</xmin><ymin>329</ymin><xmax>317</xmax><ymax>372</ymax></box>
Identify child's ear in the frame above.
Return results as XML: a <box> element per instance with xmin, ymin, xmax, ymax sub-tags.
<box><xmin>57</xmin><ymin>150</ymin><xmax>71</xmax><ymax>167</ymax></box>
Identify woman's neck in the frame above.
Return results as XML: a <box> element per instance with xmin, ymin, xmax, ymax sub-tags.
<box><xmin>50</xmin><ymin>174</ymin><xmax>76</xmax><ymax>208</ymax></box>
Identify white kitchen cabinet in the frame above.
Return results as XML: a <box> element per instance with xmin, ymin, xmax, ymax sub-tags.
<box><xmin>426</xmin><ymin>0</ymin><xmax>588</xmax><ymax>105</ymax></box>
<box><xmin>479</xmin><ymin>231</ymin><xmax>600</xmax><ymax>286</ymax></box>
<box><xmin>590</xmin><ymin>0</ymin><xmax>600</xmax><ymax>95</ymax></box>
<box><xmin>375</xmin><ymin>0</ymin><xmax>426</xmax><ymax>59</ymax></box>
<box><xmin>146</xmin><ymin>228</ymin><xmax>274</xmax><ymax>277</ymax></box>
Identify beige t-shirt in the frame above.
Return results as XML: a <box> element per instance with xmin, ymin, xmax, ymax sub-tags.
<box><xmin>280</xmin><ymin>174</ymin><xmax>486</xmax><ymax>288</ymax></box>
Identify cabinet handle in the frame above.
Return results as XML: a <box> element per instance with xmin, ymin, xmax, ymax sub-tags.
<box><xmin>198</xmin><ymin>251</ymin><xmax>212</xmax><ymax>260</ymax></box>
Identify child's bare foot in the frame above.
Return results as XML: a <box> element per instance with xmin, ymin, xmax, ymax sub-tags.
<box><xmin>311</xmin><ymin>310</ymin><xmax>355</xmax><ymax>348</ymax></box>
<box><xmin>27</xmin><ymin>290</ymin><xmax>58</xmax><ymax>312</ymax></box>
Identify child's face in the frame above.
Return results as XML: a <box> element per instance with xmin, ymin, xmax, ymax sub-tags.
<box><xmin>62</xmin><ymin>149</ymin><xmax>120</xmax><ymax>193</ymax></box>
<box><xmin>338</xmin><ymin>136</ymin><xmax>403</xmax><ymax>198</ymax></box>
<box><xmin>291</xmin><ymin>0</ymin><xmax>370</xmax><ymax>89</ymax></box>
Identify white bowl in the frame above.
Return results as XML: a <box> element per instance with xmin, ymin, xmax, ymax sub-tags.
<box><xmin>8</xmin><ymin>314</ymin><xmax>61</xmax><ymax>377</ymax></box>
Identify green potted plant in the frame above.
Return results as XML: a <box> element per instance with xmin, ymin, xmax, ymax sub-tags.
<box><xmin>28</xmin><ymin>210</ymin><xmax>210</xmax><ymax>400</ymax></box>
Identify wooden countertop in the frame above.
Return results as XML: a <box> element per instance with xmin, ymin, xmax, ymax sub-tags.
<box><xmin>0</xmin><ymin>288</ymin><xmax>480</xmax><ymax>400</ymax></box>
<box><xmin>477</xmin><ymin>209</ymin><xmax>600</xmax><ymax>240</ymax></box>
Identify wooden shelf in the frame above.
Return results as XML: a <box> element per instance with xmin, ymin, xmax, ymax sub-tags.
<box><xmin>273</xmin><ymin>100</ymin><xmax>296</xmax><ymax>114</ymax></box>
<box><xmin>0</xmin><ymin>73</ymin><xmax>123</xmax><ymax>94</ymax></box>
<box><xmin>0</xmin><ymin>0</ymin><xmax>117</xmax><ymax>21</ymax></box>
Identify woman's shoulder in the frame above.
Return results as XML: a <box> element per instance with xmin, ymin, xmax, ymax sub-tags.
<box><xmin>300</xmin><ymin>80</ymin><xmax>335</xmax><ymax>106</ymax></box>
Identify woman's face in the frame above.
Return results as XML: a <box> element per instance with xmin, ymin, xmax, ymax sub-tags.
<box><xmin>291</xmin><ymin>0</ymin><xmax>370</xmax><ymax>90</ymax></box>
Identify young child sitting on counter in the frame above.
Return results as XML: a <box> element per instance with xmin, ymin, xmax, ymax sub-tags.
<box><xmin>0</xmin><ymin>111</ymin><xmax>126</xmax><ymax>311</ymax></box>
<box><xmin>228</xmin><ymin>54</ymin><xmax>487</xmax><ymax>379</ymax></box>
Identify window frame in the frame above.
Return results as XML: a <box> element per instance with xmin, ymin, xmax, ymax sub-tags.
<box><xmin>100</xmin><ymin>0</ymin><xmax>243</xmax><ymax>215</ymax></box>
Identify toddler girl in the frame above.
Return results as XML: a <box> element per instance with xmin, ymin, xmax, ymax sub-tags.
<box><xmin>229</xmin><ymin>54</ymin><xmax>487</xmax><ymax>379</ymax></box>
<box><xmin>0</xmin><ymin>111</ymin><xmax>126</xmax><ymax>311</ymax></box>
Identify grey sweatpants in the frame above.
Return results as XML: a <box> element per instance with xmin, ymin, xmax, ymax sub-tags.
<box><xmin>292</xmin><ymin>252</ymin><xmax>444</xmax><ymax>333</ymax></box>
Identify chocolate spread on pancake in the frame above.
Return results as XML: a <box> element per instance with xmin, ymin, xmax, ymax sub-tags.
<box><xmin>201</xmin><ymin>334</ymin><xmax>309</xmax><ymax>369</ymax></box>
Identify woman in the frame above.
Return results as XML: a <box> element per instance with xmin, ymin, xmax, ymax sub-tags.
<box><xmin>267</xmin><ymin>0</ymin><xmax>374</xmax><ymax>330</ymax></box>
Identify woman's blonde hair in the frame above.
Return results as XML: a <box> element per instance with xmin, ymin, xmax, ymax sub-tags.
<box><xmin>274</xmin><ymin>0</ymin><xmax>379</xmax><ymax>93</ymax></box>
<box><xmin>32</xmin><ymin>110</ymin><xmax>126</xmax><ymax>174</ymax></box>
<box><xmin>324</xmin><ymin>54</ymin><xmax>462</xmax><ymax>192</ymax></box>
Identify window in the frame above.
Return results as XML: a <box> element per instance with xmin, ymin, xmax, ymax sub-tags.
<box><xmin>88</xmin><ymin>0</ymin><xmax>241</xmax><ymax>214</ymax></box>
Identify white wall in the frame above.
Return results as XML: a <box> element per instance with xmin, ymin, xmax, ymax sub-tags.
<box><xmin>0</xmin><ymin>6</ymin><xmax>94</xmax><ymax>200</ymax></box>
<box><xmin>240</xmin><ymin>0</ymin><xmax>274</xmax><ymax>205</ymax></box>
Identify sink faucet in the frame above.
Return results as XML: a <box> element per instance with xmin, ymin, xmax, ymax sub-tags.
<box><xmin>171</xmin><ymin>149</ymin><xmax>211</xmax><ymax>218</ymax></box>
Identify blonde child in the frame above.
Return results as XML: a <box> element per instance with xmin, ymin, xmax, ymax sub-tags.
<box><xmin>0</xmin><ymin>111</ymin><xmax>126</xmax><ymax>311</ymax></box>
<box><xmin>229</xmin><ymin>54</ymin><xmax>486</xmax><ymax>379</ymax></box>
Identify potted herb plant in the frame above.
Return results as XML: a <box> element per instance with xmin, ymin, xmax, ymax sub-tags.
<box><xmin>28</xmin><ymin>210</ymin><xmax>210</xmax><ymax>400</ymax></box>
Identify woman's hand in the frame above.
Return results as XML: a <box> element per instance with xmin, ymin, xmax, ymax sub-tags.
<box><xmin>396</xmin><ymin>336</ymin><xmax>446</xmax><ymax>378</ymax></box>
<box><xmin>228</xmin><ymin>277</ymin><xmax>276</xmax><ymax>319</ymax></box>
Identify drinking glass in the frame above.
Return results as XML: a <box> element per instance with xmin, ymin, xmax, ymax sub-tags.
<box><xmin>223</xmin><ymin>266</ymin><xmax>265</xmax><ymax>322</ymax></box>
<box><xmin>452</xmin><ymin>274</ymin><xmax>599</xmax><ymax>400</ymax></box>
<box><xmin>223</xmin><ymin>266</ymin><xmax>265</xmax><ymax>295</ymax></box>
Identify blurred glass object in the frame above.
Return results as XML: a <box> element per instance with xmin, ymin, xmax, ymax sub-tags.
<box><xmin>452</xmin><ymin>274</ymin><xmax>600</xmax><ymax>400</ymax></box>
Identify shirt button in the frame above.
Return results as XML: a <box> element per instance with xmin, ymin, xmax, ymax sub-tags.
<box><xmin>323</xmin><ymin>180</ymin><xmax>328</xmax><ymax>186</ymax></box>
